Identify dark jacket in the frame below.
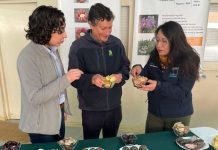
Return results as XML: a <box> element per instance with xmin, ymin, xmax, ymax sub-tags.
<box><xmin>140</xmin><ymin>55</ymin><xmax>194</xmax><ymax>118</ymax></box>
<box><xmin>68</xmin><ymin>30</ymin><xmax>130</xmax><ymax>111</ymax></box>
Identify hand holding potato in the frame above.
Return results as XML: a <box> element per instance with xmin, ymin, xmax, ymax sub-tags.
<box><xmin>66</xmin><ymin>69</ymin><xmax>83</xmax><ymax>83</ymax></box>
<box><xmin>131</xmin><ymin>65</ymin><xmax>142</xmax><ymax>77</ymax></box>
<box><xmin>112</xmin><ymin>73</ymin><xmax>122</xmax><ymax>84</ymax></box>
<box><xmin>138</xmin><ymin>79</ymin><xmax>157</xmax><ymax>91</ymax></box>
<box><xmin>91</xmin><ymin>74</ymin><xmax>104</xmax><ymax>88</ymax></box>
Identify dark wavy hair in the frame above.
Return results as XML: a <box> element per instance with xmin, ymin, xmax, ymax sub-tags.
<box><xmin>151</xmin><ymin>21</ymin><xmax>200</xmax><ymax>80</ymax></box>
<box><xmin>25</xmin><ymin>5</ymin><xmax>65</xmax><ymax>45</ymax></box>
<box><xmin>88</xmin><ymin>3</ymin><xmax>114</xmax><ymax>26</ymax></box>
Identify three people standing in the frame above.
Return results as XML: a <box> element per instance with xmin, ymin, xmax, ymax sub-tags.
<box><xmin>17</xmin><ymin>3</ymin><xmax>199</xmax><ymax>142</ymax></box>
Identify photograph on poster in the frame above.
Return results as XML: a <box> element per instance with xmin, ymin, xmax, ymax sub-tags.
<box><xmin>75</xmin><ymin>27</ymin><xmax>88</xmax><ymax>39</ymax></box>
<box><xmin>74</xmin><ymin>8</ymin><xmax>89</xmax><ymax>22</ymax></box>
<box><xmin>74</xmin><ymin>0</ymin><xmax>89</xmax><ymax>3</ymax></box>
<box><xmin>137</xmin><ymin>38</ymin><xmax>155</xmax><ymax>55</ymax></box>
<box><xmin>138</xmin><ymin>15</ymin><xmax>158</xmax><ymax>33</ymax></box>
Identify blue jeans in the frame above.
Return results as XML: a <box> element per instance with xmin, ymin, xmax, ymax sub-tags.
<box><xmin>29</xmin><ymin>108</ymin><xmax>65</xmax><ymax>143</ymax></box>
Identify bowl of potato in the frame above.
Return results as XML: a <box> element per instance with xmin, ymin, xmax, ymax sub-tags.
<box><xmin>172</xmin><ymin>122</ymin><xmax>189</xmax><ymax>136</ymax></box>
<box><xmin>58</xmin><ymin>137</ymin><xmax>77</xmax><ymax>150</ymax></box>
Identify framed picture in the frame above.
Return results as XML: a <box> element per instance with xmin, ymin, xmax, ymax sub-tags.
<box><xmin>75</xmin><ymin>27</ymin><xmax>88</xmax><ymax>39</ymax></box>
<box><xmin>75</xmin><ymin>0</ymin><xmax>89</xmax><ymax>3</ymax></box>
<box><xmin>138</xmin><ymin>15</ymin><xmax>158</xmax><ymax>33</ymax></box>
<box><xmin>74</xmin><ymin>8</ymin><xmax>89</xmax><ymax>23</ymax></box>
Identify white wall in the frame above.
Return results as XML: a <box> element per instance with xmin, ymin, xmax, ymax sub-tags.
<box><xmin>0</xmin><ymin>53</ymin><xmax>6</xmax><ymax>120</ymax></box>
<box><xmin>0</xmin><ymin>2</ymin><xmax>37</xmax><ymax>119</ymax></box>
<box><xmin>211</xmin><ymin>0</ymin><xmax>218</xmax><ymax>3</ymax></box>
<box><xmin>0</xmin><ymin>0</ymin><xmax>57</xmax><ymax>120</ymax></box>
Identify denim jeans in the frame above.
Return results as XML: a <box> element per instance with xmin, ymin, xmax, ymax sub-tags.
<box><xmin>29</xmin><ymin>108</ymin><xmax>65</xmax><ymax>143</ymax></box>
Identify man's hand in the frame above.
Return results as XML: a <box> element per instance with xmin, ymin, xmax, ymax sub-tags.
<box><xmin>112</xmin><ymin>73</ymin><xmax>123</xmax><ymax>84</ymax></box>
<box><xmin>91</xmin><ymin>74</ymin><xmax>104</xmax><ymax>88</ymax></box>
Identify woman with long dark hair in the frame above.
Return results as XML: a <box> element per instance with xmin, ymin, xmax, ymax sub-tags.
<box><xmin>131</xmin><ymin>21</ymin><xmax>200</xmax><ymax>133</ymax></box>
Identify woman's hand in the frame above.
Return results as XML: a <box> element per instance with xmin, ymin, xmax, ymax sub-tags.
<box><xmin>138</xmin><ymin>79</ymin><xmax>157</xmax><ymax>91</ymax></box>
<box><xmin>131</xmin><ymin>65</ymin><xmax>142</xmax><ymax>77</ymax></box>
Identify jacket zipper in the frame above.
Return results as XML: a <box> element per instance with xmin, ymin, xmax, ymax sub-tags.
<box><xmin>101</xmin><ymin>46</ymin><xmax>109</xmax><ymax>109</ymax></box>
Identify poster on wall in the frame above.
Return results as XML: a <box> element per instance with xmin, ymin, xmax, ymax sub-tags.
<box><xmin>58</xmin><ymin>0</ymin><xmax>121</xmax><ymax>70</ymax></box>
<box><xmin>132</xmin><ymin>0</ymin><xmax>210</xmax><ymax>66</ymax></box>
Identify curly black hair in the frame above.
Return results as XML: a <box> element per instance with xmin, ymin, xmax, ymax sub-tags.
<box><xmin>88</xmin><ymin>3</ymin><xmax>114</xmax><ymax>26</ymax></box>
<box><xmin>25</xmin><ymin>5</ymin><xmax>65</xmax><ymax>45</ymax></box>
<box><xmin>151</xmin><ymin>21</ymin><xmax>200</xmax><ymax>80</ymax></box>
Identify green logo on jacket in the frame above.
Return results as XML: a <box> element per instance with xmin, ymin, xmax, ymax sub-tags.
<box><xmin>108</xmin><ymin>50</ymin><xmax>113</xmax><ymax>56</ymax></box>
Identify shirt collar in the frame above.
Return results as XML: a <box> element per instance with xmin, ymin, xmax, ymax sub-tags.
<box><xmin>43</xmin><ymin>45</ymin><xmax>58</xmax><ymax>53</ymax></box>
<box><xmin>49</xmin><ymin>46</ymin><xmax>58</xmax><ymax>53</ymax></box>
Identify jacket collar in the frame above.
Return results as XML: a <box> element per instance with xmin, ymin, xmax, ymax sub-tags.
<box><xmin>30</xmin><ymin>41</ymin><xmax>53</xmax><ymax>57</ymax></box>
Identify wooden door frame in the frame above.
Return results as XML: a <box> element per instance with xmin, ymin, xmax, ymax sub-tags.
<box><xmin>121</xmin><ymin>0</ymin><xmax>135</xmax><ymax>61</ymax></box>
<box><xmin>0</xmin><ymin>33</ymin><xmax>9</xmax><ymax>120</ymax></box>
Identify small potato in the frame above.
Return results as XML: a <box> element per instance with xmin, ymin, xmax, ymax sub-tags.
<box><xmin>132</xmin><ymin>76</ymin><xmax>148</xmax><ymax>87</ymax></box>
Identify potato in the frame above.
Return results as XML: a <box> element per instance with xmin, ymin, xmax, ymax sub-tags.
<box><xmin>102</xmin><ymin>75</ymin><xmax>116</xmax><ymax>88</ymax></box>
<box><xmin>132</xmin><ymin>76</ymin><xmax>148</xmax><ymax>87</ymax></box>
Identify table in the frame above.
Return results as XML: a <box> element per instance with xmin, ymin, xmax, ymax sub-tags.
<box><xmin>74</xmin><ymin>131</ymin><xmax>214</xmax><ymax>150</ymax></box>
<box><xmin>0</xmin><ymin>131</ymin><xmax>214</xmax><ymax>150</ymax></box>
<box><xmin>191</xmin><ymin>127</ymin><xmax>218</xmax><ymax>145</ymax></box>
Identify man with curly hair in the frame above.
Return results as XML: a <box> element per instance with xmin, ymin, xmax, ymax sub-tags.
<box><xmin>17</xmin><ymin>5</ymin><xmax>83</xmax><ymax>143</ymax></box>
